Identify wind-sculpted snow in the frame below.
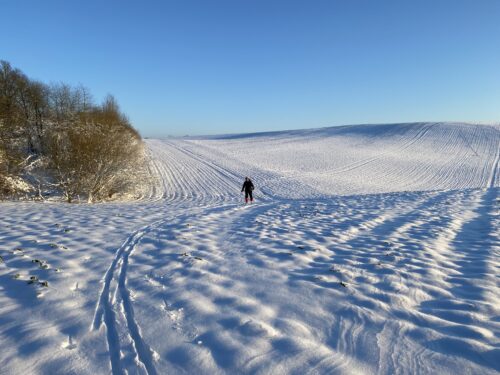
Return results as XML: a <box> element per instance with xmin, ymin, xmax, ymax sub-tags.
<box><xmin>0</xmin><ymin>122</ymin><xmax>498</xmax><ymax>374</ymax></box>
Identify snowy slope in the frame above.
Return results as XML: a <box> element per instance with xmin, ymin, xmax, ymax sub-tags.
<box><xmin>185</xmin><ymin>122</ymin><xmax>500</xmax><ymax>196</ymax></box>
<box><xmin>0</xmin><ymin>122</ymin><xmax>498</xmax><ymax>375</ymax></box>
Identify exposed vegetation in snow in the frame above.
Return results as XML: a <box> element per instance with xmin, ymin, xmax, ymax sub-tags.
<box><xmin>0</xmin><ymin>60</ymin><xmax>146</xmax><ymax>202</ymax></box>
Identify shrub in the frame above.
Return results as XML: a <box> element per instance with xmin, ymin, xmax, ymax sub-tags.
<box><xmin>0</xmin><ymin>60</ymin><xmax>145</xmax><ymax>202</ymax></box>
<box><xmin>45</xmin><ymin>120</ymin><xmax>144</xmax><ymax>203</ymax></box>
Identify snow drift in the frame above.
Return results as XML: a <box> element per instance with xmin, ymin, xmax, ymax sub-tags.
<box><xmin>0</xmin><ymin>122</ymin><xmax>498</xmax><ymax>375</ymax></box>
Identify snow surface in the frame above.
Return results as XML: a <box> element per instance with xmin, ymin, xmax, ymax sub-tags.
<box><xmin>0</xmin><ymin>122</ymin><xmax>499</xmax><ymax>374</ymax></box>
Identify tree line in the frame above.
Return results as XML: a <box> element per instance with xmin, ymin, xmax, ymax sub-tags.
<box><xmin>0</xmin><ymin>60</ymin><xmax>146</xmax><ymax>202</ymax></box>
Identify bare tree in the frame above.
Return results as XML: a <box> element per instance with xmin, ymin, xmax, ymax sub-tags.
<box><xmin>44</xmin><ymin>97</ymin><xmax>145</xmax><ymax>203</ymax></box>
<box><xmin>1</xmin><ymin>60</ymin><xmax>145</xmax><ymax>202</ymax></box>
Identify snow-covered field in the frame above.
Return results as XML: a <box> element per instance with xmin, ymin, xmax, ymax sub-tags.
<box><xmin>0</xmin><ymin>122</ymin><xmax>499</xmax><ymax>374</ymax></box>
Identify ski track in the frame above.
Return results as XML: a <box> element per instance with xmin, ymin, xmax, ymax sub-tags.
<box><xmin>0</xmin><ymin>122</ymin><xmax>499</xmax><ymax>375</ymax></box>
<box><xmin>92</xmin><ymin>221</ymin><xmax>162</xmax><ymax>375</ymax></box>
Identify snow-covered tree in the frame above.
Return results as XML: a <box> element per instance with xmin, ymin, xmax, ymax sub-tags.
<box><xmin>0</xmin><ymin>60</ymin><xmax>146</xmax><ymax>202</ymax></box>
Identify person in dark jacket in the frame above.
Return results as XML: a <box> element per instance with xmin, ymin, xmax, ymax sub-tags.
<box><xmin>241</xmin><ymin>177</ymin><xmax>254</xmax><ymax>203</ymax></box>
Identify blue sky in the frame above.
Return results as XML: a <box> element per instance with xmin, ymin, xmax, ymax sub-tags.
<box><xmin>1</xmin><ymin>0</ymin><xmax>499</xmax><ymax>136</ymax></box>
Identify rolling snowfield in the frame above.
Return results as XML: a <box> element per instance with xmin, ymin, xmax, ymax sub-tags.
<box><xmin>0</xmin><ymin>122</ymin><xmax>499</xmax><ymax>375</ymax></box>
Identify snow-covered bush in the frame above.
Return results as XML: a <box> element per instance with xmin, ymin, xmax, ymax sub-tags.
<box><xmin>45</xmin><ymin>118</ymin><xmax>145</xmax><ymax>203</ymax></box>
<box><xmin>0</xmin><ymin>60</ymin><xmax>146</xmax><ymax>202</ymax></box>
<box><xmin>0</xmin><ymin>128</ymin><xmax>28</xmax><ymax>197</ymax></box>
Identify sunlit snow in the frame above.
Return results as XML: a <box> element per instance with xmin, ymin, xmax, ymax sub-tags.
<box><xmin>0</xmin><ymin>122</ymin><xmax>498</xmax><ymax>374</ymax></box>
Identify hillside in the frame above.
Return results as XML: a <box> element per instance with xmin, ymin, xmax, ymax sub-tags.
<box><xmin>0</xmin><ymin>122</ymin><xmax>498</xmax><ymax>375</ymax></box>
<box><xmin>148</xmin><ymin>122</ymin><xmax>499</xmax><ymax>198</ymax></box>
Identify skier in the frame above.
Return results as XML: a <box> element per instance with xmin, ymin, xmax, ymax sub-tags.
<box><xmin>241</xmin><ymin>177</ymin><xmax>254</xmax><ymax>203</ymax></box>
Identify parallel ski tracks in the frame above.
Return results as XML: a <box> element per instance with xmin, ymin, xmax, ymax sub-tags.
<box><xmin>93</xmin><ymin>136</ymin><xmax>248</xmax><ymax>374</ymax></box>
<box><xmin>325</xmin><ymin>122</ymin><xmax>437</xmax><ymax>175</ymax></box>
<box><xmin>92</xmin><ymin>200</ymin><xmax>242</xmax><ymax>374</ymax></box>
<box><xmin>487</xmin><ymin>140</ymin><xmax>499</xmax><ymax>188</ymax></box>
<box><xmin>91</xmin><ymin>128</ymin><xmax>499</xmax><ymax>374</ymax></box>
<box><xmin>92</xmin><ymin>219</ymin><xmax>165</xmax><ymax>375</ymax></box>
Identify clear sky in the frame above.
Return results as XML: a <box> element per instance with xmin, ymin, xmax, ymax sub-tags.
<box><xmin>1</xmin><ymin>1</ymin><xmax>499</xmax><ymax>136</ymax></box>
